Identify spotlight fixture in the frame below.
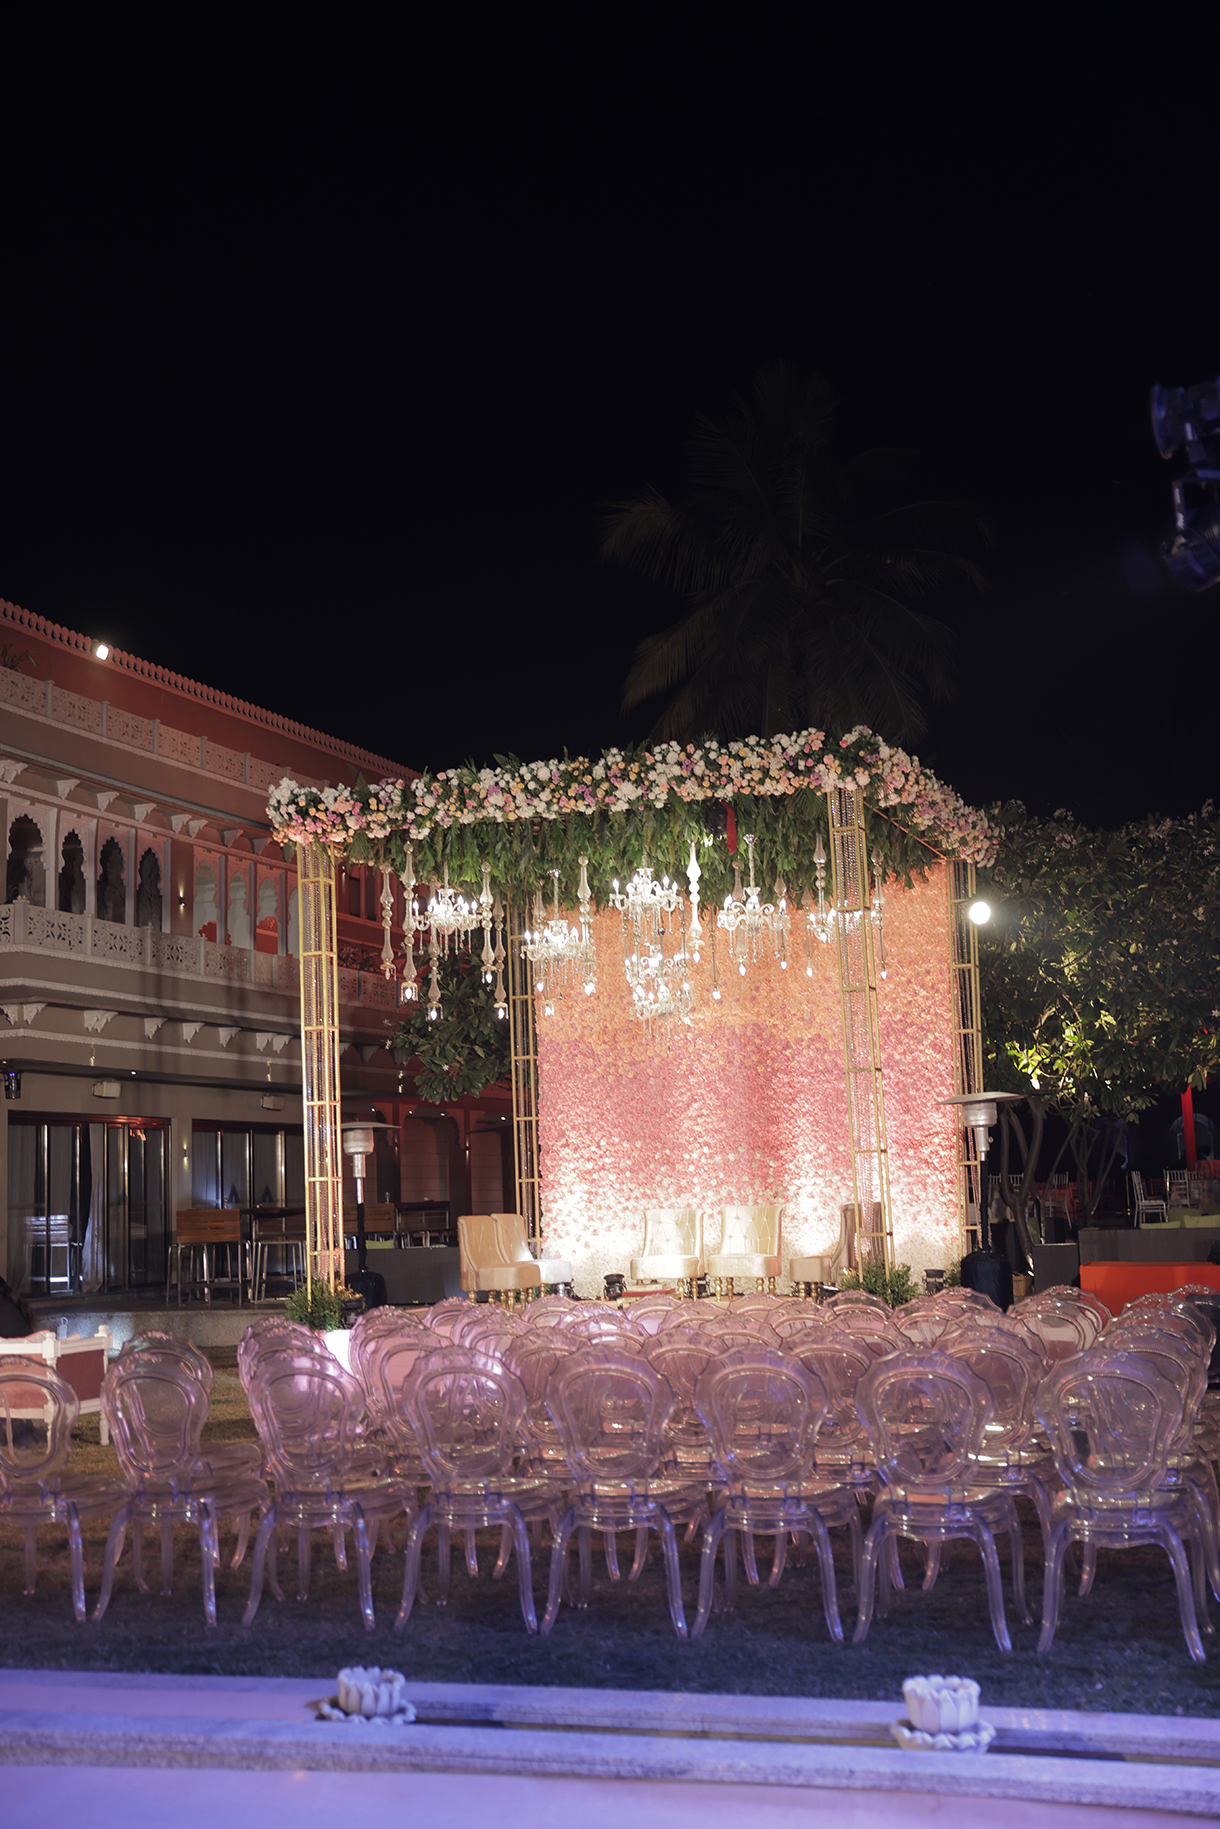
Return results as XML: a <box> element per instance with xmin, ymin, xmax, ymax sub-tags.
<box><xmin>94</xmin><ymin>641</ymin><xmax>110</xmax><ymax>659</ymax></box>
<box><xmin>967</xmin><ymin>899</ymin><xmax>992</xmax><ymax>925</ymax></box>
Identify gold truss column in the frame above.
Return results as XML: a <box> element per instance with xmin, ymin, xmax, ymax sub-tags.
<box><xmin>948</xmin><ymin>859</ymin><xmax>985</xmax><ymax>1258</ymax></box>
<box><xmin>297</xmin><ymin>840</ymin><xmax>343</xmax><ymax>1292</ymax></box>
<box><xmin>827</xmin><ymin>786</ymin><xmax>893</xmax><ymax>1269</ymax></box>
<box><xmin>506</xmin><ymin>898</ymin><xmax>540</xmax><ymax>1241</ymax></box>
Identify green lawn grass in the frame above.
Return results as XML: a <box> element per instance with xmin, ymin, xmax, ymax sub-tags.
<box><xmin>1</xmin><ymin>1353</ymin><xmax>1216</xmax><ymax>1717</ymax></box>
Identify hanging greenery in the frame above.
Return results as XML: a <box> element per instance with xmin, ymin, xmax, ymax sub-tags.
<box><xmin>267</xmin><ymin>725</ymin><xmax>993</xmax><ymax>904</ymax></box>
<box><xmin>392</xmin><ymin>952</ymin><xmax>511</xmax><ymax>1102</ymax></box>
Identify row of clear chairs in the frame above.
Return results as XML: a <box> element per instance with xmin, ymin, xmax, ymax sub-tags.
<box><xmin>4</xmin><ymin>1281</ymin><xmax>1218</xmax><ymax>1662</ymax></box>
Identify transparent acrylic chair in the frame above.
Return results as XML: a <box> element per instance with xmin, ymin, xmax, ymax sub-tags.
<box><xmin>1012</xmin><ymin>1292</ymin><xmax>1104</xmax><ymax>1360</ymax></box>
<box><xmin>242</xmin><ymin>1349</ymin><xmax>408</xmax><ymax>1630</ymax></box>
<box><xmin>96</xmin><ymin>1357</ymin><xmax>270</xmax><ymax>1626</ymax></box>
<box><xmin>692</xmin><ymin>1346</ymin><xmax>862</xmax><ymax>1640</ymax></box>
<box><xmin>937</xmin><ymin>1318</ymin><xmax>1056</xmax><ymax>1563</ymax></box>
<box><xmin>853</xmin><ymin>1349</ymin><xmax>1029</xmax><ymax>1653</ymax></box>
<box><xmin>0</xmin><ymin>1363</ymin><xmax>125</xmax><ymax>1622</ymax></box>
<box><xmin>627</xmin><ymin>1293</ymin><xmax>686</xmax><ymax>1336</ymax></box>
<box><xmin>117</xmin><ymin>1332</ymin><xmax>263</xmax><ymax>1508</ymax></box>
<box><xmin>396</xmin><ymin>1348</ymin><xmax>563</xmax><ymax>1634</ymax></box>
<box><xmin>822</xmin><ymin>1303</ymin><xmax>907</xmax><ymax>1360</ymax></box>
<box><xmin>1035</xmin><ymin>1347</ymin><xmax>1212</xmax><ymax>1662</ymax></box>
<box><xmin>543</xmin><ymin>1344</ymin><xmax>707</xmax><ymax>1636</ymax></box>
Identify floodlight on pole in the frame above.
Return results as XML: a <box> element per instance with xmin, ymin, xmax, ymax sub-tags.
<box><xmin>967</xmin><ymin>899</ymin><xmax>991</xmax><ymax>925</ymax></box>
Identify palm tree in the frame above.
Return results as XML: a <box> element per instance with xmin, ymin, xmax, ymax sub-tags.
<box><xmin>602</xmin><ymin>363</ymin><xmax>989</xmax><ymax>742</ymax></box>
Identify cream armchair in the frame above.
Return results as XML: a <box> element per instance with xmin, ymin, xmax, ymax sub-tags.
<box><xmin>630</xmin><ymin>1207</ymin><xmax>703</xmax><ymax>1296</ymax></box>
<box><xmin>490</xmin><ymin>1214</ymin><xmax>573</xmax><ymax>1294</ymax></box>
<box><xmin>789</xmin><ymin>1200</ymin><xmax>886</xmax><ymax>1296</ymax></box>
<box><xmin>706</xmin><ymin>1204</ymin><xmax>782</xmax><ymax>1297</ymax></box>
<box><xmin>458</xmin><ymin>1214</ymin><xmax>540</xmax><ymax>1305</ymax></box>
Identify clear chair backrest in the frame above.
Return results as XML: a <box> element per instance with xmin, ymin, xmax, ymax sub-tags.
<box><xmin>1102</xmin><ymin>1324</ymin><xmax>1207</xmax><ymax>1432</ymax></box>
<box><xmin>933</xmin><ymin>1286</ymin><xmax>999</xmax><ymax>1311</ymax></box>
<box><xmin>424</xmin><ymin>1297</ymin><xmax>475</xmax><ymax>1341</ymax></box>
<box><xmin>1034</xmin><ymin>1348</ymin><xmax>1183</xmax><ymax>1496</ymax></box>
<box><xmin>695</xmin><ymin>1346</ymin><xmax>825</xmax><ymax>1486</ymax></box>
<box><xmin>238</xmin><ymin>1317</ymin><xmax>320</xmax><ymax>1389</ymax></box>
<box><xmin>769</xmin><ymin>1308</ymin><xmax>833</xmax><ymax>1346</ymax></box>
<box><xmin>350</xmin><ymin>1310</ymin><xmax>427</xmax><ymax>1397</ymax></box>
<box><xmin>363</xmin><ymin>1331</ymin><xmax>444</xmax><ymax>1440</ymax></box>
<box><xmin>402</xmin><ymin>1348</ymin><xmax>526</xmax><ymax>1487</ymax></box>
<box><xmin>855</xmin><ymin>1350</ymin><xmax>993</xmax><ymax>1486</ymax></box>
<box><xmin>463</xmin><ymin>1315</ymin><xmax>526</xmax><ymax>1360</ymax></box>
<box><xmin>940</xmin><ymin>1308</ymin><xmax>1051</xmax><ymax>1369</ymax></box>
<box><xmin>894</xmin><ymin>1303</ymin><xmax>961</xmax><ymax>1348</ymax></box>
<box><xmin>1121</xmin><ymin>1297</ymin><xmax>1215</xmax><ymax>1357</ymax></box>
<box><xmin>0</xmin><ymin>1363</ymin><xmax>78</xmax><ymax>1486</ymax></box>
<box><xmin>727</xmin><ymin>1293</ymin><xmax>785</xmax><ymax>1317</ymax></box>
<box><xmin>788</xmin><ymin>1333</ymin><xmax>874</xmax><ymax>1457</ymax></box>
<box><xmin>938</xmin><ymin>1324</ymin><xmax>1043</xmax><ymax>1452</ymax></box>
<box><xmin>823</xmin><ymin>1290</ymin><xmax>892</xmax><ymax>1316</ymax></box>
<box><xmin>104</xmin><ymin>1359</ymin><xmax>210</xmax><ymax>1486</ymax></box>
<box><xmin>118</xmin><ymin>1332</ymin><xmax>214</xmax><ymax>1392</ymax></box>
<box><xmin>522</xmin><ymin>1294</ymin><xmax>580</xmax><ymax>1328</ymax></box>
<box><xmin>560</xmin><ymin>1313</ymin><xmax>643</xmax><ymax>1348</ymax></box>
<box><xmin>502</xmin><ymin>1332</ymin><xmax>578</xmax><ymax>1449</ymax></box>
<box><xmin>1011</xmin><ymin>1300</ymin><xmax>1098</xmax><ymax>1360</ymax></box>
<box><xmin>644</xmin><ymin>1333</ymin><xmax>721</xmax><ymax>1458</ymax></box>
<box><xmin>628</xmin><ymin>1294</ymin><xmax>685</xmax><ymax>1336</ymax></box>
<box><xmin>699</xmin><ymin>1319</ymin><xmax>781</xmax><ymax>1351</ymax></box>
<box><xmin>246</xmin><ymin>1350</ymin><xmax>367</xmax><ymax>1489</ymax></box>
<box><xmin>658</xmin><ymin>1302</ymin><xmax>730</xmax><ymax>1333</ymax></box>
<box><xmin>547</xmin><ymin>1345</ymin><xmax>673</xmax><ymax>1487</ymax></box>
<box><xmin>829</xmin><ymin>1306</ymin><xmax>906</xmax><ymax>1358</ymax></box>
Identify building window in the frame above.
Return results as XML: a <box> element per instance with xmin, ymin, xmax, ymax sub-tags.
<box><xmin>58</xmin><ymin>830</ymin><xmax>86</xmax><ymax>913</ymax></box>
<box><xmin>6</xmin><ymin>814</ymin><xmax>46</xmax><ymax>906</ymax></box>
<box><xmin>135</xmin><ymin>848</ymin><xmax>163</xmax><ymax>929</ymax></box>
<box><xmin>97</xmin><ymin>836</ymin><xmax>126</xmax><ymax>923</ymax></box>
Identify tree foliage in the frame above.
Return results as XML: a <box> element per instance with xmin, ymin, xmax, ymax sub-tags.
<box><xmin>392</xmin><ymin>951</ymin><xmax>511</xmax><ymax>1103</ymax></box>
<box><xmin>978</xmin><ymin>802</ymin><xmax>1220</xmax><ymax>1240</ymax></box>
<box><xmin>601</xmin><ymin>361</ymin><xmax>989</xmax><ymax>744</ymax></box>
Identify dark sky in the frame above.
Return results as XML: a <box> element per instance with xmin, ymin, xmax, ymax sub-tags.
<box><xmin>2</xmin><ymin>21</ymin><xmax>1217</xmax><ymax>828</ymax></box>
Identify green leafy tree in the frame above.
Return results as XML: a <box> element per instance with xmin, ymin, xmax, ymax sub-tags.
<box><xmin>979</xmin><ymin>801</ymin><xmax>1220</xmax><ymax>1253</ymax></box>
<box><xmin>601</xmin><ymin>361</ymin><xmax>988</xmax><ymax>743</ymax></box>
<box><xmin>392</xmin><ymin>952</ymin><xmax>511</xmax><ymax>1102</ymax></box>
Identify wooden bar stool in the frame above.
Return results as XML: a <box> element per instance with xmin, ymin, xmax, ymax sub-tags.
<box><xmin>167</xmin><ymin>1209</ymin><xmax>245</xmax><ymax>1305</ymax></box>
<box><xmin>252</xmin><ymin>1211</ymin><xmax>307</xmax><ymax>1301</ymax></box>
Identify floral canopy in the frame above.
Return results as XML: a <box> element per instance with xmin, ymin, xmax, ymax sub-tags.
<box><xmin>267</xmin><ymin>725</ymin><xmax>992</xmax><ymax>906</ymax></box>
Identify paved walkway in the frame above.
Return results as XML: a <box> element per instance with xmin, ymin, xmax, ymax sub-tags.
<box><xmin>0</xmin><ymin>1670</ymin><xmax>1216</xmax><ymax>1825</ymax></box>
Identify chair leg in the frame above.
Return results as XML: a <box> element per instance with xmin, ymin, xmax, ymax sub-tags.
<box><xmin>693</xmin><ymin>1509</ymin><xmax>727</xmax><ymax>1637</ymax></box>
<box><xmin>656</xmin><ymin>1506</ymin><xmax>688</xmax><ymax>1638</ymax></box>
<box><xmin>199</xmin><ymin>1502</ymin><xmax>219</xmax><ymax>1628</ymax></box>
<box><xmin>93</xmin><ymin>1502</ymin><xmax>132</xmax><ymax>1622</ymax></box>
<box><xmin>510</xmin><ymin>1503</ymin><xmax>538</xmax><ymax>1633</ymax></box>
<box><xmin>1157</xmin><ymin>1521</ymin><xmax>1207</xmax><ymax>1664</ymax></box>
<box><xmin>807</xmin><ymin>1511</ymin><xmax>844</xmax><ymax>1644</ymax></box>
<box><xmin>67</xmin><ymin>1505</ymin><xmax>86</xmax><ymax>1624</ymax></box>
<box><xmin>352</xmin><ymin>1503</ymin><xmax>375</xmax><ymax>1632</ymax></box>
<box><xmin>395</xmin><ymin>1504</ymin><xmax>432</xmax><ymax>1630</ymax></box>
<box><xmin>970</xmin><ymin>1517</ymin><xmax>1012</xmax><ymax>1654</ymax></box>
<box><xmin>852</xmin><ymin>1515</ymin><xmax>888</xmax><ymax>1644</ymax></box>
<box><xmin>241</xmin><ymin>1504</ymin><xmax>278</xmax><ymax>1626</ymax></box>
<box><xmin>541</xmin><ymin>1504</ymin><xmax>576</xmax><ymax>1635</ymax></box>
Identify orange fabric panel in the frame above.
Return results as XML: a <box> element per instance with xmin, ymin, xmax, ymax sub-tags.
<box><xmin>1081</xmin><ymin>1261</ymin><xmax>1220</xmax><ymax>1314</ymax></box>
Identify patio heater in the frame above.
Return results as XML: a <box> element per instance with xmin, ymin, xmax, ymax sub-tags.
<box><xmin>938</xmin><ymin>1092</ymin><xmax>1024</xmax><ymax>1251</ymax></box>
<box><xmin>341</xmin><ymin>1121</ymin><xmax>391</xmax><ymax>1310</ymax></box>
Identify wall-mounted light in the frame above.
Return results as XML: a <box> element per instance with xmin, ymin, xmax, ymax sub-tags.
<box><xmin>94</xmin><ymin>642</ymin><xmax>110</xmax><ymax>660</ymax></box>
<box><xmin>3</xmin><ymin>1070</ymin><xmax>21</xmax><ymax>1101</ymax></box>
<box><xmin>93</xmin><ymin>1080</ymin><xmax>120</xmax><ymax>1099</ymax></box>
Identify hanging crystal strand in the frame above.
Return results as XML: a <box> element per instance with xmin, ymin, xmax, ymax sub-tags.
<box><xmin>399</xmin><ymin>844</ymin><xmax>420</xmax><ymax>1001</ymax></box>
<box><xmin>479</xmin><ymin>862</ymin><xmax>495</xmax><ymax>981</ymax></box>
<box><xmin>577</xmin><ymin>854</ymin><xmax>597</xmax><ymax>994</ymax></box>
<box><xmin>871</xmin><ymin>845</ymin><xmax>888</xmax><ymax>977</ymax></box>
<box><xmin>426</xmin><ymin>928</ymin><xmax>442</xmax><ymax>1021</ymax></box>
<box><xmin>492</xmin><ymin>894</ymin><xmax>508</xmax><ymax>1019</ymax></box>
<box><xmin>710</xmin><ymin>920</ymin><xmax>722</xmax><ymax>1002</ymax></box>
<box><xmin>804</xmin><ymin>888</ymin><xmax>815</xmax><ymax>977</ymax></box>
<box><xmin>809</xmin><ymin>831</ymin><xmax>832</xmax><ymax>945</ymax></box>
<box><xmin>775</xmin><ymin>874</ymin><xmax>789</xmax><ymax>968</ymax></box>
<box><xmin>686</xmin><ymin>839</ymin><xmax>702</xmax><ymax>961</ymax></box>
<box><xmin>379</xmin><ymin>867</ymin><xmax>396</xmax><ymax>979</ymax></box>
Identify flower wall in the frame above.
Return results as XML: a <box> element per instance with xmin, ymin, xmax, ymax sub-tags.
<box><xmin>538</xmin><ymin>864</ymin><xmax>960</xmax><ymax>1295</ymax></box>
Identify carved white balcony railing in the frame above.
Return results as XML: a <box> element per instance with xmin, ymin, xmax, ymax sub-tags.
<box><xmin>0</xmin><ymin>898</ymin><xmax>397</xmax><ymax>1011</ymax></box>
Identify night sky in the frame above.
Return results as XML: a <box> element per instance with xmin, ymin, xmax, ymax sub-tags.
<box><xmin>2</xmin><ymin>24</ymin><xmax>1217</xmax><ymax>828</ymax></box>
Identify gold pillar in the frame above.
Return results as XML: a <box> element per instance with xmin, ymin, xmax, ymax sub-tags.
<box><xmin>828</xmin><ymin>787</ymin><xmax>893</xmax><ymax>1269</ymax></box>
<box><xmin>297</xmin><ymin>840</ymin><xmax>343</xmax><ymax>1291</ymax></box>
<box><xmin>948</xmin><ymin>859</ymin><xmax>985</xmax><ymax>1259</ymax></box>
<box><xmin>506</xmin><ymin>899</ymin><xmax>541</xmax><ymax>1240</ymax></box>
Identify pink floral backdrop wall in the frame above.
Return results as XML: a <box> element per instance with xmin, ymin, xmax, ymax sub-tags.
<box><xmin>537</xmin><ymin>863</ymin><xmax>960</xmax><ymax>1295</ymax></box>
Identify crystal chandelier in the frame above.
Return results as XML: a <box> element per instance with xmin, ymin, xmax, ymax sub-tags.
<box><xmin>524</xmin><ymin>857</ymin><xmax>597</xmax><ymax>1016</ymax></box>
<box><xmin>717</xmin><ymin>834</ymin><xmax>786</xmax><ymax>974</ymax></box>
<box><xmin>425</xmin><ymin>865</ymin><xmax>481</xmax><ymax>950</ymax></box>
<box><xmin>610</xmin><ymin>854</ymin><xmax>680</xmax><ymax>990</ymax></box>
<box><xmin>630</xmin><ymin>911</ymin><xmax>696</xmax><ymax>1041</ymax></box>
